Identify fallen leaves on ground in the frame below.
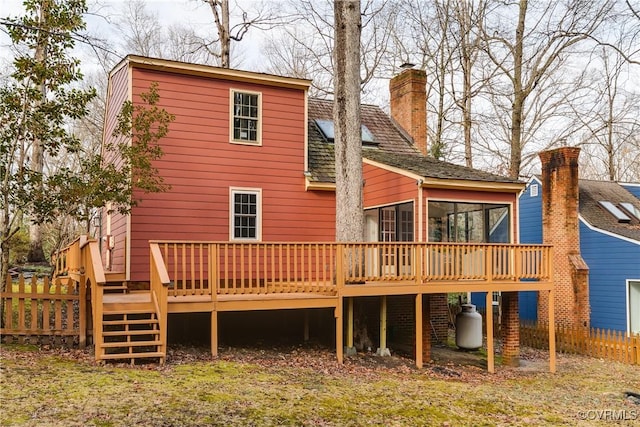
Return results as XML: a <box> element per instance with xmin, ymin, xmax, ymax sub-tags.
<box><xmin>1</xmin><ymin>343</ymin><xmax>639</xmax><ymax>426</ymax></box>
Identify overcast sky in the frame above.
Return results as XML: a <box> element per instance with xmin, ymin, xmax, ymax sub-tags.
<box><xmin>2</xmin><ymin>0</ymin><xmax>266</xmax><ymax>74</ymax></box>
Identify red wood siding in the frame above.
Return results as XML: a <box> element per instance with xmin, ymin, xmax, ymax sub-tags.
<box><xmin>127</xmin><ymin>68</ymin><xmax>335</xmax><ymax>280</ymax></box>
<box><xmin>363</xmin><ymin>163</ymin><xmax>417</xmax><ymax>208</ymax></box>
<box><xmin>102</xmin><ymin>64</ymin><xmax>130</xmax><ymax>273</ymax></box>
<box><xmin>363</xmin><ymin>164</ymin><xmax>420</xmax><ymax>242</ymax></box>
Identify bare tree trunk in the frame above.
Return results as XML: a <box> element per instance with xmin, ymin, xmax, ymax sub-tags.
<box><xmin>606</xmin><ymin>94</ymin><xmax>615</xmax><ymax>181</ymax></box>
<box><xmin>433</xmin><ymin>26</ymin><xmax>447</xmax><ymax>159</ymax></box>
<box><xmin>27</xmin><ymin>0</ymin><xmax>48</xmax><ymax>263</ymax></box>
<box><xmin>461</xmin><ymin>50</ymin><xmax>472</xmax><ymax>167</ymax></box>
<box><xmin>207</xmin><ymin>0</ymin><xmax>231</xmax><ymax>68</ymax></box>
<box><xmin>220</xmin><ymin>0</ymin><xmax>230</xmax><ymax>68</ymax></box>
<box><xmin>454</xmin><ymin>0</ymin><xmax>476</xmax><ymax>168</ymax></box>
<box><xmin>1</xmin><ymin>225</ymin><xmax>10</xmax><ymax>293</ymax></box>
<box><xmin>334</xmin><ymin>0</ymin><xmax>363</xmax><ymax>242</ymax></box>
<box><xmin>508</xmin><ymin>0</ymin><xmax>527</xmax><ymax>180</ymax></box>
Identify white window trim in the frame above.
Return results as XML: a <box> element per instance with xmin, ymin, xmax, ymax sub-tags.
<box><xmin>626</xmin><ymin>279</ymin><xmax>640</xmax><ymax>336</ymax></box>
<box><xmin>229</xmin><ymin>88</ymin><xmax>263</xmax><ymax>146</ymax></box>
<box><xmin>229</xmin><ymin>187</ymin><xmax>262</xmax><ymax>241</ymax></box>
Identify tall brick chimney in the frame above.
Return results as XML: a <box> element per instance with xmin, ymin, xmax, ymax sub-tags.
<box><xmin>539</xmin><ymin>147</ymin><xmax>590</xmax><ymax>329</ymax></box>
<box><xmin>389</xmin><ymin>64</ymin><xmax>427</xmax><ymax>155</ymax></box>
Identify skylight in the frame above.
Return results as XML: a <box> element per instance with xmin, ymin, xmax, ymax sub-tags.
<box><xmin>598</xmin><ymin>201</ymin><xmax>631</xmax><ymax>223</ymax></box>
<box><xmin>314</xmin><ymin>119</ymin><xmax>377</xmax><ymax>145</ymax></box>
<box><xmin>620</xmin><ymin>202</ymin><xmax>640</xmax><ymax>221</ymax></box>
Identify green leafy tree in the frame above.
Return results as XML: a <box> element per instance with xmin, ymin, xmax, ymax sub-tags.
<box><xmin>47</xmin><ymin>82</ymin><xmax>174</xmax><ymax>223</ymax></box>
<box><xmin>1</xmin><ymin>0</ymin><xmax>95</xmax><ymax>282</ymax></box>
<box><xmin>0</xmin><ymin>0</ymin><xmax>174</xmax><ymax>288</ymax></box>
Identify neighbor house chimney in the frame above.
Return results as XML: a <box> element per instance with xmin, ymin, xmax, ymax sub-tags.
<box><xmin>390</xmin><ymin>64</ymin><xmax>427</xmax><ymax>155</ymax></box>
<box><xmin>539</xmin><ymin>147</ymin><xmax>590</xmax><ymax>329</ymax></box>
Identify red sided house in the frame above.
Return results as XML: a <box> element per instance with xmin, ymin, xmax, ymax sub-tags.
<box><xmin>56</xmin><ymin>55</ymin><xmax>555</xmax><ymax>370</ymax></box>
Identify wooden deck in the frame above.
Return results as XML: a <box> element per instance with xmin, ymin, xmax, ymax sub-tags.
<box><xmin>55</xmin><ymin>239</ymin><xmax>557</xmax><ymax>372</ymax></box>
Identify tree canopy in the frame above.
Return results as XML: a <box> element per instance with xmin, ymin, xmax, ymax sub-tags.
<box><xmin>0</xmin><ymin>0</ymin><xmax>174</xmax><ymax>283</ymax></box>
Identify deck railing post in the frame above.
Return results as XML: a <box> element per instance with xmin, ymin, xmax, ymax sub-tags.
<box><xmin>336</xmin><ymin>244</ymin><xmax>345</xmax><ymax>289</ymax></box>
<box><xmin>78</xmin><ymin>273</ymin><xmax>87</xmax><ymax>349</ymax></box>
<box><xmin>93</xmin><ymin>282</ymin><xmax>104</xmax><ymax>361</ymax></box>
<box><xmin>414</xmin><ymin>244</ymin><xmax>422</xmax><ymax>285</ymax></box>
<box><xmin>485</xmin><ymin>246</ymin><xmax>493</xmax><ymax>282</ymax></box>
<box><xmin>149</xmin><ymin>243</ymin><xmax>170</xmax><ymax>363</ymax></box>
<box><xmin>511</xmin><ymin>245</ymin><xmax>518</xmax><ymax>281</ymax></box>
<box><xmin>210</xmin><ymin>243</ymin><xmax>218</xmax><ymax>299</ymax></box>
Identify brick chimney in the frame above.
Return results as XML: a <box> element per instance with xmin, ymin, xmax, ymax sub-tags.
<box><xmin>539</xmin><ymin>147</ymin><xmax>590</xmax><ymax>329</ymax></box>
<box><xmin>390</xmin><ymin>64</ymin><xmax>427</xmax><ymax>155</ymax></box>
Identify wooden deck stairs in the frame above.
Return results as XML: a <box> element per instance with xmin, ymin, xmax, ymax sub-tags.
<box><xmin>96</xmin><ymin>290</ymin><xmax>165</xmax><ymax>364</ymax></box>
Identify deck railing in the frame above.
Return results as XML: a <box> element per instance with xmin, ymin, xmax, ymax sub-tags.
<box><xmin>51</xmin><ymin>235</ymin><xmax>87</xmax><ymax>278</ymax></box>
<box><xmin>152</xmin><ymin>241</ymin><xmax>552</xmax><ymax>296</ymax></box>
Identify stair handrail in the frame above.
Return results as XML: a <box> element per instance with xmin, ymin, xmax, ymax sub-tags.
<box><xmin>149</xmin><ymin>243</ymin><xmax>170</xmax><ymax>362</ymax></box>
<box><xmin>78</xmin><ymin>238</ymin><xmax>106</xmax><ymax>360</ymax></box>
<box><xmin>53</xmin><ymin>235</ymin><xmax>105</xmax><ymax>356</ymax></box>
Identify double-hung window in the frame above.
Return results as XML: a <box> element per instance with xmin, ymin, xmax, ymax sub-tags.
<box><xmin>230</xmin><ymin>90</ymin><xmax>261</xmax><ymax>145</ymax></box>
<box><xmin>230</xmin><ymin>188</ymin><xmax>262</xmax><ymax>241</ymax></box>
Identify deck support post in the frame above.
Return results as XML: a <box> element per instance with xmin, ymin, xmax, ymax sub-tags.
<box><xmin>345</xmin><ymin>297</ymin><xmax>356</xmax><ymax>355</ymax></box>
<box><xmin>211</xmin><ymin>310</ymin><xmax>218</xmax><ymax>358</ymax></box>
<box><xmin>486</xmin><ymin>291</ymin><xmax>495</xmax><ymax>373</ymax></box>
<box><xmin>376</xmin><ymin>295</ymin><xmax>390</xmax><ymax>356</ymax></box>
<box><xmin>548</xmin><ymin>289</ymin><xmax>556</xmax><ymax>373</ymax></box>
<box><xmin>415</xmin><ymin>293</ymin><xmax>423</xmax><ymax>368</ymax></box>
<box><xmin>78</xmin><ymin>276</ymin><xmax>87</xmax><ymax>349</ymax></box>
<box><xmin>335</xmin><ymin>297</ymin><xmax>344</xmax><ymax>364</ymax></box>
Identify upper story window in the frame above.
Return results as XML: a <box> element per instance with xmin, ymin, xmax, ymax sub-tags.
<box><xmin>230</xmin><ymin>188</ymin><xmax>262</xmax><ymax>241</ymax></box>
<box><xmin>231</xmin><ymin>89</ymin><xmax>262</xmax><ymax>145</ymax></box>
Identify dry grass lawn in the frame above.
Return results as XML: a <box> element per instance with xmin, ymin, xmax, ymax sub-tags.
<box><xmin>1</xmin><ymin>344</ymin><xmax>639</xmax><ymax>426</ymax></box>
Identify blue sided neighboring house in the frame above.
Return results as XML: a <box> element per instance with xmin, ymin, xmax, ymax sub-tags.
<box><xmin>517</xmin><ymin>177</ymin><xmax>640</xmax><ymax>335</ymax></box>
<box><xmin>621</xmin><ymin>182</ymin><xmax>640</xmax><ymax>200</ymax></box>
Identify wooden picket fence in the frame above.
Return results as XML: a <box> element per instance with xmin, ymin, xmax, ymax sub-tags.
<box><xmin>0</xmin><ymin>274</ymin><xmax>86</xmax><ymax>346</ymax></box>
<box><xmin>520</xmin><ymin>320</ymin><xmax>639</xmax><ymax>365</ymax></box>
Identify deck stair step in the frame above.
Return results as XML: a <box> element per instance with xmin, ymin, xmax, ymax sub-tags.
<box><xmin>97</xmin><ymin>303</ymin><xmax>165</xmax><ymax>364</ymax></box>
<box><xmin>100</xmin><ymin>352</ymin><xmax>165</xmax><ymax>361</ymax></box>
<box><xmin>101</xmin><ymin>340</ymin><xmax>162</xmax><ymax>348</ymax></box>
<box><xmin>103</xmin><ymin>308</ymin><xmax>155</xmax><ymax>316</ymax></box>
<box><xmin>102</xmin><ymin>329</ymin><xmax>160</xmax><ymax>337</ymax></box>
<box><xmin>102</xmin><ymin>318</ymin><xmax>159</xmax><ymax>327</ymax></box>
<box><xmin>103</xmin><ymin>281</ymin><xmax>129</xmax><ymax>293</ymax></box>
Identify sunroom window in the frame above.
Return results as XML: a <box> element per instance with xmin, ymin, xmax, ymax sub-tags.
<box><xmin>428</xmin><ymin>202</ymin><xmax>510</xmax><ymax>243</ymax></box>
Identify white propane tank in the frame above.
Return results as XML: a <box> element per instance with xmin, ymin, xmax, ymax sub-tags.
<box><xmin>455</xmin><ymin>304</ymin><xmax>483</xmax><ymax>350</ymax></box>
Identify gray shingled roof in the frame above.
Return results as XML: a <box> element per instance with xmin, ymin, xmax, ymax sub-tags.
<box><xmin>307</xmin><ymin>98</ymin><xmax>520</xmax><ymax>185</ymax></box>
<box><xmin>579</xmin><ymin>180</ymin><xmax>640</xmax><ymax>242</ymax></box>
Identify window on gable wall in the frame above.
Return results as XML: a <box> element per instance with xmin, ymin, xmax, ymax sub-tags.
<box><xmin>231</xmin><ymin>90</ymin><xmax>261</xmax><ymax>144</ymax></box>
<box><xmin>230</xmin><ymin>188</ymin><xmax>261</xmax><ymax>240</ymax></box>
